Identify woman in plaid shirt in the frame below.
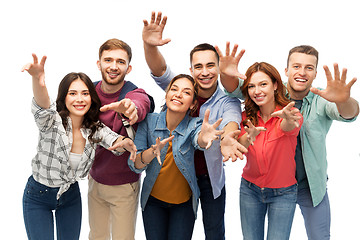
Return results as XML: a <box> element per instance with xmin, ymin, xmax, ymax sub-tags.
<box><xmin>21</xmin><ymin>54</ymin><xmax>136</xmax><ymax>240</ymax></box>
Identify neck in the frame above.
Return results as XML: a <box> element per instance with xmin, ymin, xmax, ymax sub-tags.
<box><xmin>166</xmin><ymin>110</ymin><xmax>186</xmax><ymax>132</ymax></box>
<box><xmin>69</xmin><ymin>115</ymin><xmax>83</xmax><ymax>130</ymax></box>
<box><xmin>287</xmin><ymin>85</ymin><xmax>308</xmax><ymax>100</ymax></box>
<box><xmin>101</xmin><ymin>80</ymin><xmax>124</xmax><ymax>94</ymax></box>
<box><xmin>198</xmin><ymin>82</ymin><xmax>217</xmax><ymax>99</ymax></box>
<box><xmin>259</xmin><ymin>102</ymin><xmax>276</xmax><ymax>122</ymax></box>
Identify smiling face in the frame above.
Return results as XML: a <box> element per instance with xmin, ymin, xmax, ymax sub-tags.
<box><xmin>65</xmin><ymin>78</ymin><xmax>91</xmax><ymax>120</ymax></box>
<box><xmin>165</xmin><ymin>77</ymin><xmax>196</xmax><ymax>115</ymax></box>
<box><xmin>190</xmin><ymin>50</ymin><xmax>219</xmax><ymax>98</ymax></box>
<box><xmin>285</xmin><ymin>52</ymin><xmax>317</xmax><ymax>100</ymax></box>
<box><xmin>248</xmin><ymin>71</ymin><xmax>277</xmax><ymax>110</ymax></box>
<box><xmin>97</xmin><ymin>49</ymin><xmax>132</xmax><ymax>90</ymax></box>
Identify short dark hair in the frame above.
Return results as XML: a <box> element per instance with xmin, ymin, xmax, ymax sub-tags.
<box><xmin>190</xmin><ymin>43</ymin><xmax>219</xmax><ymax>64</ymax></box>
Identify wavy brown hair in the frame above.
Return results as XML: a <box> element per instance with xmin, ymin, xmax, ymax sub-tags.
<box><xmin>240</xmin><ymin>62</ymin><xmax>290</xmax><ymax>126</ymax></box>
<box><xmin>163</xmin><ymin>74</ymin><xmax>199</xmax><ymax>116</ymax></box>
<box><xmin>56</xmin><ymin>72</ymin><xmax>103</xmax><ymax>143</ymax></box>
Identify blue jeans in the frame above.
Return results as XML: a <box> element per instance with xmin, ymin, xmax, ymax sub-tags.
<box><xmin>297</xmin><ymin>187</ymin><xmax>331</xmax><ymax>240</ymax></box>
<box><xmin>142</xmin><ymin>195</ymin><xmax>195</xmax><ymax>240</ymax></box>
<box><xmin>23</xmin><ymin>176</ymin><xmax>82</xmax><ymax>240</ymax></box>
<box><xmin>240</xmin><ymin>178</ymin><xmax>297</xmax><ymax>240</ymax></box>
<box><xmin>198</xmin><ymin>174</ymin><xmax>226</xmax><ymax>240</ymax></box>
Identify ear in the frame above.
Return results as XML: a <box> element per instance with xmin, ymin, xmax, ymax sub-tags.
<box><xmin>189</xmin><ymin>67</ymin><xmax>194</xmax><ymax>76</ymax></box>
<box><xmin>274</xmin><ymin>81</ymin><xmax>278</xmax><ymax>91</ymax></box>
<box><xmin>284</xmin><ymin>67</ymin><xmax>289</xmax><ymax>77</ymax></box>
<box><xmin>97</xmin><ymin>60</ymin><xmax>101</xmax><ymax>70</ymax></box>
<box><xmin>126</xmin><ymin>65</ymin><xmax>132</xmax><ymax>75</ymax></box>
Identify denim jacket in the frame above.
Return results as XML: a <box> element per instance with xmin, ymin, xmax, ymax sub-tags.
<box><xmin>151</xmin><ymin>66</ymin><xmax>242</xmax><ymax>199</ymax></box>
<box><xmin>128</xmin><ymin>110</ymin><xmax>202</xmax><ymax>215</ymax></box>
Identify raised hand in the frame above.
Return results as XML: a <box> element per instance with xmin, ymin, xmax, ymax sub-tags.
<box><xmin>215</xmin><ymin>42</ymin><xmax>246</xmax><ymax>80</ymax></box>
<box><xmin>221</xmin><ymin>130</ymin><xmax>248</xmax><ymax>162</ymax></box>
<box><xmin>198</xmin><ymin>109</ymin><xmax>225</xmax><ymax>149</ymax></box>
<box><xmin>243</xmin><ymin>120</ymin><xmax>266</xmax><ymax>145</ymax></box>
<box><xmin>108</xmin><ymin>137</ymin><xmax>137</xmax><ymax>162</ymax></box>
<box><xmin>151</xmin><ymin>135</ymin><xmax>175</xmax><ymax>165</ymax></box>
<box><xmin>21</xmin><ymin>53</ymin><xmax>47</xmax><ymax>87</ymax></box>
<box><xmin>310</xmin><ymin>63</ymin><xmax>357</xmax><ymax>104</ymax></box>
<box><xmin>143</xmin><ymin>11</ymin><xmax>171</xmax><ymax>47</ymax></box>
<box><xmin>271</xmin><ymin>102</ymin><xmax>301</xmax><ymax>131</ymax></box>
<box><xmin>100</xmin><ymin>98</ymin><xmax>138</xmax><ymax>125</ymax></box>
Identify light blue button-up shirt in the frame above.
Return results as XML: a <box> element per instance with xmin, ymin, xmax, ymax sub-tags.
<box><xmin>151</xmin><ymin>66</ymin><xmax>242</xmax><ymax>199</ymax></box>
<box><xmin>227</xmin><ymin>79</ymin><xmax>357</xmax><ymax>206</ymax></box>
<box><xmin>128</xmin><ymin>110</ymin><xmax>202</xmax><ymax>215</ymax></box>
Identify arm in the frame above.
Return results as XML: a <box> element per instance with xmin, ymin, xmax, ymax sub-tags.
<box><xmin>310</xmin><ymin>63</ymin><xmax>359</xmax><ymax>119</ymax></box>
<box><xmin>22</xmin><ymin>54</ymin><xmax>50</xmax><ymax>109</ymax></box>
<box><xmin>215</xmin><ymin>42</ymin><xmax>246</xmax><ymax>93</ymax></box>
<box><xmin>143</xmin><ymin>11</ymin><xmax>171</xmax><ymax>77</ymax></box>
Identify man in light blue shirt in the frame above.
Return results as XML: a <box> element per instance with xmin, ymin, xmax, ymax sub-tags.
<box><xmin>217</xmin><ymin>43</ymin><xmax>359</xmax><ymax>240</ymax></box>
<box><xmin>142</xmin><ymin>12</ymin><xmax>247</xmax><ymax>240</ymax></box>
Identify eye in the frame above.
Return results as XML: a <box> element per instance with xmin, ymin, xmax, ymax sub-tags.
<box><xmin>306</xmin><ymin>66</ymin><xmax>314</xmax><ymax>71</ymax></box>
<box><xmin>248</xmin><ymin>85</ymin><xmax>254</xmax><ymax>89</ymax></box>
<box><xmin>68</xmin><ymin>92</ymin><xmax>76</xmax><ymax>96</ymax></box>
<box><xmin>83</xmin><ymin>92</ymin><xmax>90</xmax><ymax>96</ymax></box>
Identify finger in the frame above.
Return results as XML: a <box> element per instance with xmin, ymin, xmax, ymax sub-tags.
<box><xmin>346</xmin><ymin>77</ymin><xmax>357</xmax><ymax>89</ymax></box>
<box><xmin>310</xmin><ymin>87</ymin><xmax>323</xmax><ymax>96</ymax></box>
<box><xmin>150</xmin><ymin>11</ymin><xmax>156</xmax><ymax>23</ymax></box>
<box><xmin>143</xmin><ymin>19</ymin><xmax>149</xmax><ymax>27</ymax></box>
<box><xmin>157</xmin><ymin>155</ymin><xmax>162</xmax><ymax>165</ymax></box>
<box><xmin>212</xmin><ymin>118</ymin><xmax>223</xmax><ymax>129</ymax></box>
<box><xmin>340</xmin><ymin>67</ymin><xmax>347</xmax><ymax>83</ymax></box>
<box><xmin>205</xmin><ymin>140</ymin><xmax>213</xmax><ymax>150</ymax></box>
<box><xmin>333</xmin><ymin>63</ymin><xmax>340</xmax><ymax>81</ymax></box>
<box><xmin>161</xmin><ymin>135</ymin><xmax>175</xmax><ymax>145</ymax></box>
<box><xmin>21</xmin><ymin>63</ymin><xmax>32</xmax><ymax>72</ymax></box>
<box><xmin>214</xmin><ymin>45</ymin><xmax>223</xmax><ymax>57</ymax></box>
<box><xmin>222</xmin><ymin>156</ymin><xmax>230</xmax><ymax>162</ymax></box>
<box><xmin>155</xmin><ymin>11</ymin><xmax>162</xmax><ymax>25</ymax></box>
<box><xmin>160</xmin><ymin>15</ymin><xmax>167</xmax><ymax>28</ymax></box>
<box><xmin>236</xmin><ymin>49</ymin><xmax>246</xmax><ymax>61</ymax></box>
<box><xmin>203</xmin><ymin>109</ymin><xmax>210</xmax><ymax>123</ymax></box>
<box><xmin>231</xmin><ymin>44</ymin><xmax>239</xmax><ymax>57</ymax></box>
<box><xmin>323</xmin><ymin>65</ymin><xmax>333</xmax><ymax>82</ymax></box>
<box><xmin>40</xmin><ymin>55</ymin><xmax>47</xmax><ymax>66</ymax></box>
<box><xmin>32</xmin><ymin>53</ymin><xmax>38</xmax><ymax>64</ymax></box>
<box><xmin>225</xmin><ymin>41</ymin><xmax>230</xmax><ymax>56</ymax></box>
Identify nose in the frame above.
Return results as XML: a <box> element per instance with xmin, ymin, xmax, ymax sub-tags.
<box><xmin>76</xmin><ymin>93</ymin><xmax>84</xmax><ymax>102</ymax></box>
<box><xmin>110</xmin><ymin>61</ymin><xmax>118</xmax><ymax>70</ymax></box>
<box><xmin>201</xmin><ymin>67</ymin><xmax>209</xmax><ymax>76</ymax></box>
<box><xmin>298</xmin><ymin>67</ymin><xmax>306</xmax><ymax>76</ymax></box>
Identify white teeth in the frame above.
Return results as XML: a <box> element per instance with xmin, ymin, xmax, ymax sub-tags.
<box><xmin>172</xmin><ymin>99</ymin><xmax>182</xmax><ymax>104</ymax></box>
<box><xmin>295</xmin><ymin>78</ymin><xmax>306</xmax><ymax>82</ymax></box>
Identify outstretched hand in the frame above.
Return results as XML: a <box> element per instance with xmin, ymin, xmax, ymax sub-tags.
<box><xmin>21</xmin><ymin>53</ymin><xmax>47</xmax><ymax>86</ymax></box>
<box><xmin>143</xmin><ymin>11</ymin><xmax>171</xmax><ymax>47</ymax></box>
<box><xmin>108</xmin><ymin>137</ymin><xmax>137</xmax><ymax>162</ymax></box>
<box><xmin>100</xmin><ymin>99</ymin><xmax>138</xmax><ymax>125</ymax></box>
<box><xmin>215</xmin><ymin>42</ymin><xmax>246</xmax><ymax>80</ymax></box>
<box><xmin>198</xmin><ymin>109</ymin><xmax>225</xmax><ymax>149</ymax></box>
<box><xmin>243</xmin><ymin>120</ymin><xmax>267</xmax><ymax>146</ymax></box>
<box><xmin>271</xmin><ymin>102</ymin><xmax>301</xmax><ymax>130</ymax></box>
<box><xmin>151</xmin><ymin>135</ymin><xmax>175</xmax><ymax>165</ymax></box>
<box><xmin>221</xmin><ymin>130</ymin><xmax>248</xmax><ymax>162</ymax></box>
<box><xmin>310</xmin><ymin>63</ymin><xmax>357</xmax><ymax>103</ymax></box>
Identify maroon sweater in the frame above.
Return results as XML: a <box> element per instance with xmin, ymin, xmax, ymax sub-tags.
<box><xmin>90</xmin><ymin>81</ymin><xmax>151</xmax><ymax>185</ymax></box>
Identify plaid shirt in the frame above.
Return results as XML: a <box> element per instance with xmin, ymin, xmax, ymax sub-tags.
<box><xmin>31</xmin><ymin>99</ymin><xmax>120</xmax><ymax>199</ymax></box>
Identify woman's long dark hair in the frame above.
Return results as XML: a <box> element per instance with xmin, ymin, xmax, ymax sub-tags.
<box><xmin>56</xmin><ymin>72</ymin><xmax>102</xmax><ymax>143</ymax></box>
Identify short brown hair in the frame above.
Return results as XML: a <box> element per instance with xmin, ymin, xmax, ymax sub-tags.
<box><xmin>287</xmin><ymin>45</ymin><xmax>319</xmax><ymax>68</ymax></box>
<box><xmin>99</xmin><ymin>38</ymin><xmax>132</xmax><ymax>63</ymax></box>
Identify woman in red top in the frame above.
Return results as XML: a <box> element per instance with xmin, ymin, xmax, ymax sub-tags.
<box><xmin>237</xmin><ymin>62</ymin><xmax>303</xmax><ymax>240</ymax></box>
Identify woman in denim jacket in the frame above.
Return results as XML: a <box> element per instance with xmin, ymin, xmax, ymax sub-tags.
<box><xmin>128</xmin><ymin>74</ymin><xmax>224</xmax><ymax>240</ymax></box>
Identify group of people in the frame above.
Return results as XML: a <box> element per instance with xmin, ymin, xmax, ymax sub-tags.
<box><xmin>21</xmin><ymin>11</ymin><xmax>358</xmax><ymax>240</ymax></box>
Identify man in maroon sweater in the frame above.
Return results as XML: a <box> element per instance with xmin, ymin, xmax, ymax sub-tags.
<box><xmin>88</xmin><ymin>39</ymin><xmax>151</xmax><ymax>240</ymax></box>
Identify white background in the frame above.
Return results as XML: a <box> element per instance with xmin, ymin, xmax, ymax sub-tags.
<box><xmin>1</xmin><ymin>0</ymin><xmax>359</xmax><ymax>239</ymax></box>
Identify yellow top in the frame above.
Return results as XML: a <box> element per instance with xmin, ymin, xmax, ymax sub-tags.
<box><xmin>150</xmin><ymin>140</ymin><xmax>192</xmax><ymax>204</ymax></box>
